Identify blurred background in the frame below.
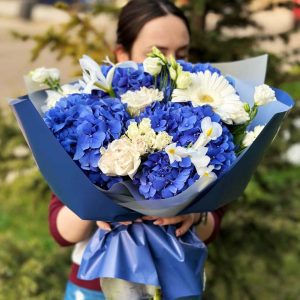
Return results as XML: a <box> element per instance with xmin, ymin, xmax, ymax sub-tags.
<box><xmin>0</xmin><ymin>0</ymin><xmax>299</xmax><ymax>299</ymax></box>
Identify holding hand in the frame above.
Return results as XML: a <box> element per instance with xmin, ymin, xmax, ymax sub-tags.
<box><xmin>97</xmin><ymin>213</ymin><xmax>202</xmax><ymax>237</ymax></box>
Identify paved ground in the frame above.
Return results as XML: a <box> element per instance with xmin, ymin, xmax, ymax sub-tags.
<box><xmin>0</xmin><ymin>1</ymin><xmax>299</xmax><ymax>108</ymax></box>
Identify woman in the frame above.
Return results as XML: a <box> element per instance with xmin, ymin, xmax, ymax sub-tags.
<box><xmin>49</xmin><ymin>1</ymin><xmax>226</xmax><ymax>299</ymax></box>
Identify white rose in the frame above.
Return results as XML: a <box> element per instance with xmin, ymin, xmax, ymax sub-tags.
<box><xmin>143</xmin><ymin>57</ymin><xmax>163</xmax><ymax>76</ymax></box>
<box><xmin>254</xmin><ymin>84</ymin><xmax>276</xmax><ymax>106</ymax></box>
<box><xmin>242</xmin><ymin>125</ymin><xmax>265</xmax><ymax>147</ymax></box>
<box><xmin>98</xmin><ymin>138</ymin><xmax>141</xmax><ymax>178</ymax></box>
<box><xmin>176</xmin><ymin>71</ymin><xmax>192</xmax><ymax>89</ymax></box>
<box><xmin>121</xmin><ymin>87</ymin><xmax>164</xmax><ymax>116</ymax></box>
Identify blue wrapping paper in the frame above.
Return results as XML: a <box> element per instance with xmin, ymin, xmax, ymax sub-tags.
<box><xmin>9</xmin><ymin>87</ymin><xmax>293</xmax><ymax>220</ymax></box>
<box><xmin>78</xmin><ymin>222</ymin><xmax>207</xmax><ymax>300</ymax></box>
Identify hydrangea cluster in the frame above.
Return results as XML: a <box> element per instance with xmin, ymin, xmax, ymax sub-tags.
<box><xmin>111</xmin><ymin>65</ymin><xmax>154</xmax><ymax>97</ymax></box>
<box><xmin>133</xmin><ymin>152</ymin><xmax>198</xmax><ymax>200</ymax></box>
<box><xmin>133</xmin><ymin>102</ymin><xmax>236</xmax><ymax>198</ymax></box>
<box><xmin>178</xmin><ymin>60</ymin><xmax>221</xmax><ymax>75</ymax></box>
<box><xmin>44</xmin><ymin>93</ymin><xmax>130</xmax><ymax>189</ymax></box>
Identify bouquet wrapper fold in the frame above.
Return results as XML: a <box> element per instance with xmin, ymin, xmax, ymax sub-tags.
<box><xmin>78</xmin><ymin>222</ymin><xmax>207</xmax><ymax>300</ymax></box>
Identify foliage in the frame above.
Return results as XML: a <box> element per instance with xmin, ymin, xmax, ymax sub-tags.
<box><xmin>4</xmin><ymin>0</ymin><xmax>300</xmax><ymax>299</ymax></box>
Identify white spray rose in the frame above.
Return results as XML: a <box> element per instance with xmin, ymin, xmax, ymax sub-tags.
<box><xmin>30</xmin><ymin>67</ymin><xmax>60</xmax><ymax>83</ymax></box>
<box><xmin>143</xmin><ymin>57</ymin><xmax>163</xmax><ymax>76</ymax></box>
<box><xmin>98</xmin><ymin>138</ymin><xmax>141</xmax><ymax>179</ymax></box>
<box><xmin>242</xmin><ymin>125</ymin><xmax>265</xmax><ymax>147</ymax></box>
<box><xmin>154</xmin><ymin>131</ymin><xmax>173</xmax><ymax>150</ymax></box>
<box><xmin>121</xmin><ymin>87</ymin><xmax>164</xmax><ymax>116</ymax></box>
<box><xmin>254</xmin><ymin>84</ymin><xmax>276</xmax><ymax>106</ymax></box>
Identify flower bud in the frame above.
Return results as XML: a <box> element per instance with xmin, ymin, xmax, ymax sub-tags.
<box><xmin>143</xmin><ymin>57</ymin><xmax>163</xmax><ymax>76</ymax></box>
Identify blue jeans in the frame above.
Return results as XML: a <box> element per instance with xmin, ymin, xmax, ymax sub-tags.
<box><xmin>64</xmin><ymin>281</ymin><xmax>105</xmax><ymax>300</ymax></box>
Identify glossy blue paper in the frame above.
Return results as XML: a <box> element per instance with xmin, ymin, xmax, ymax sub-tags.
<box><xmin>9</xmin><ymin>87</ymin><xmax>293</xmax><ymax>220</ymax></box>
<box><xmin>78</xmin><ymin>222</ymin><xmax>207</xmax><ymax>300</ymax></box>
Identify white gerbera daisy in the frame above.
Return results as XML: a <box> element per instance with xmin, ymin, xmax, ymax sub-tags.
<box><xmin>121</xmin><ymin>87</ymin><xmax>164</xmax><ymax>116</ymax></box>
<box><xmin>172</xmin><ymin>70</ymin><xmax>250</xmax><ymax>125</ymax></box>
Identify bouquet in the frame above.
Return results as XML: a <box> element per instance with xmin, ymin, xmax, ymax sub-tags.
<box><xmin>10</xmin><ymin>48</ymin><xmax>293</xmax><ymax>299</ymax></box>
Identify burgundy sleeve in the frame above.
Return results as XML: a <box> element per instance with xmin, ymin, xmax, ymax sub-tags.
<box><xmin>204</xmin><ymin>206</ymin><xmax>227</xmax><ymax>245</ymax></box>
<box><xmin>48</xmin><ymin>193</ymin><xmax>75</xmax><ymax>247</ymax></box>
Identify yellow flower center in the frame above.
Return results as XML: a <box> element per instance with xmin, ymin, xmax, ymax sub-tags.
<box><xmin>204</xmin><ymin>172</ymin><xmax>209</xmax><ymax>177</ymax></box>
<box><xmin>200</xmin><ymin>94</ymin><xmax>214</xmax><ymax>103</ymax></box>
<box><xmin>168</xmin><ymin>149</ymin><xmax>175</xmax><ymax>155</ymax></box>
<box><xmin>206</xmin><ymin>128</ymin><xmax>213</xmax><ymax>137</ymax></box>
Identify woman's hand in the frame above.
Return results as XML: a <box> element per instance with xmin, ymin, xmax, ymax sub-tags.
<box><xmin>97</xmin><ymin>214</ymin><xmax>201</xmax><ymax>237</ymax></box>
<box><xmin>96</xmin><ymin>219</ymin><xmax>142</xmax><ymax>231</ymax></box>
<box><xmin>142</xmin><ymin>214</ymin><xmax>200</xmax><ymax>237</ymax></box>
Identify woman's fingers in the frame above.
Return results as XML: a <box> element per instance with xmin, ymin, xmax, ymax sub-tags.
<box><xmin>153</xmin><ymin>216</ymin><xmax>185</xmax><ymax>226</ymax></box>
<box><xmin>142</xmin><ymin>216</ymin><xmax>159</xmax><ymax>221</ymax></box>
<box><xmin>97</xmin><ymin>219</ymin><xmax>142</xmax><ymax>230</ymax></box>
<box><xmin>175</xmin><ymin>216</ymin><xmax>194</xmax><ymax>237</ymax></box>
<box><xmin>96</xmin><ymin>221</ymin><xmax>112</xmax><ymax>231</ymax></box>
<box><xmin>119</xmin><ymin>221</ymin><xmax>133</xmax><ymax>225</ymax></box>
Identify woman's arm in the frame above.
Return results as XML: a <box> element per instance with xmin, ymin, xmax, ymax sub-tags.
<box><xmin>49</xmin><ymin>194</ymin><xmax>94</xmax><ymax>245</ymax></box>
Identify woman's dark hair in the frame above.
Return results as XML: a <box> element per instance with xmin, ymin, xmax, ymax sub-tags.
<box><xmin>117</xmin><ymin>0</ymin><xmax>191</xmax><ymax>53</ymax></box>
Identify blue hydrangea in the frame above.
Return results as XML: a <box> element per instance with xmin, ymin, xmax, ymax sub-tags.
<box><xmin>111</xmin><ymin>64</ymin><xmax>154</xmax><ymax>97</ymax></box>
<box><xmin>133</xmin><ymin>152</ymin><xmax>198</xmax><ymax>200</ymax></box>
<box><xmin>44</xmin><ymin>93</ymin><xmax>130</xmax><ymax>189</ymax></box>
<box><xmin>178</xmin><ymin>60</ymin><xmax>221</xmax><ymax>75</ymax></box>
<box><xmin>133</xmin><ymin>102</ymin><xmax>236</xmax><ymax>198</ymax></box>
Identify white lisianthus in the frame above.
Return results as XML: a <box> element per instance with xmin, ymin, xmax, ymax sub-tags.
<box><xmin>143</xmin><ymin>57</ymin><xmax>163</xmax><ymax>76</ymax></box>
<box><xmin>193</xmin><ymin>117</ymin><xmax>223</xmax><ymax>149</ymax></box>
<box><xmin>242</xmin><ymin>125</ymin><xmax>265</xmax><ymax>147</ymax></box>
<box><xmin>98</xmin><ymin>137</ymin><xmax>141</xmax><ymax>179</ymax></box>
<box><xmin>172</xmin><ymin>70</ymin><xmax>250</xmax><ymax>125</ymax></box>
<box><xmin>254</xmin><ymin>84</ymin><xmax>276</xmax><ymax>106</ymax></box>
<box><xmin>29</xmin><ymin>67</ymin><xmax>60</xmax><ymax>83</ymax></box>
<box><xmin>154</xmin><ymin>131</ymin><xmax>173</xmax><ymax>150</ymax></box>
<box><xmin>165</xmin><ymin>143</ymin><xmax>190</xmax><ymax>164</ymax></box>
<box><xmin>46</xmin><ymin>83</ymin><xmax>81</xmax><ymax>109</ymax></box>
<box><xmin>121</xmin><ymin>87</ymin><xmax>164</xmax><ymax>116</ymax></box>
<box><xmin>176</xmin><ymin>71</ymin><xmax>192</xmax><ymax>89</ymax></box>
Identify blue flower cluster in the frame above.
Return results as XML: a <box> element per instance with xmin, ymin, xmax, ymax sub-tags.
<box><xmin>111</xmin><ymin>64</ymin><xmax>154</xmax><ymax>97</ymax></box>
<box><xmin>178</xmin><ymin>60</ymin><xmax>221</xmax><ymax>75</ymax></box>
<box><xmin>133</xmin><ymin>152</ymin><xmax>199</xmax><ymax>200</ymax></box>
<box><xmin>134</xmin><ymin>102</ymin><xmax>236</xmax><ymax>199</ymax></box>
<box><xmin>44</xmin><ymin>93</ymin><xmax>130</xmax><ymax>189</ymax></box>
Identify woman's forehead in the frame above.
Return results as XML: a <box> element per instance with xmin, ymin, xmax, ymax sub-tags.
<box><xmin>136</xmin><ymin>15</ymin><xmax>190</xmax><ymax>50</ymax></box>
